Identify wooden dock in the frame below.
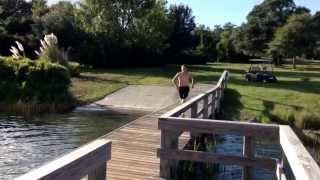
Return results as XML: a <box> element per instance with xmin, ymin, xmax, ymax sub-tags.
<box><xmin>17</xmin><ymin>71</ymin><xmax>320</xmax><ymax>180</ymax></box>
<box><xmin>102</xmin><ymin>85</ymin><xmax>214</xmax><ymax>180</ymax></box>
<box><xmin>102</xmin><ymin>106</ymin><xmax>182</xmax><ymax>180</ymax></box>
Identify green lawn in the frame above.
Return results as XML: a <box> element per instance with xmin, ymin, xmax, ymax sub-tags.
<box><xmin>71</xmin><ymin>62</ymin><xmax>320</xmax><ymax>128</ymax></box>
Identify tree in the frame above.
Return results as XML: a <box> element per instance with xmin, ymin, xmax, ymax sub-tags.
<box><xmin>268</xmin><ymin>13</ymin><xmax>313</xmax><ymax>68</ymax></box>
<box><xmin>30</xmin><ymin>0</ymin><xmax>49</xmax><ymax>39</ymax></box>
<box><xmin>216</xmin><ymin>26</ymin><xmax>234</xmax><ymax>61</ymax></box>
<box><xmin>0</xmin><ymin>0</ymin><xmax>34</xmax><ymax>56</ymax></box>
<box><xmin>75</xmin><ymin>0</ymin><xmax>172</xmax><ymax>66</ymax></box>
<box><xmin>311</xmin><ymin>11</ymin><xmax>320</xmax><ymax>59</ymax></box>
<box><xmin>240</xmin><ymin>0</ymin><xmax>297</xmax><ymax>57</ymax></box>
<box><xmin>41</xmin><ymin>2</ymin><xmax>79</xmax><ymax>50</ymax></box>
<box><xmin>215</xmin><ymin>23</ymin><xmax>249</xmax><ymax>62</ymax></box>
<box><xmin>31</xmin><ymin>0</ymin><xmax>48</xmax><ymax>20</ymax></box>
<box><xmin>132</xmin><ymin>0</ymin><xmax>172</xmax><ymax>56</ymax></box>
<box><xmin>167</xmin><ymin>4</ymin><xmax>196</xmax><ymax>54</ymax></box>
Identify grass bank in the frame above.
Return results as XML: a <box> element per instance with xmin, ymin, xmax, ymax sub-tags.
<box><xmin>72</xmin><ymin>62</ymin><xmax>320</xmax><ymax>126</ymax></box>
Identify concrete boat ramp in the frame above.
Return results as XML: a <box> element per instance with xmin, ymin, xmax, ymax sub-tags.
<box><xmin>95</xmin><ymin>84</ymin><xmax>215</xmax><ymax>112</ymax></box>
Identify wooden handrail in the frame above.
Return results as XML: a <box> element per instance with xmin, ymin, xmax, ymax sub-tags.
<box><xmin>158</xmin><ymin>70</ymin><xmax>320</xmax><ymax>180</ymax></box>
<box><xmin>159</xmin><ymin>117</ymin><xmax>279</xmax><ymax>139</ymax></box>
<box><xmin>157</xmin><ymin>149</ymin><xmax>277</xmax><ymax>170</ymax></box>
<box><xmin>160</xmin><ymin>70</ymin><xmax>229</xmax><ymax>119</ymax></box>
<box><xmin>279</xmin><ymin>126</ymin><xmax>320</xmax><ymax>180</ymax></box>
<box><xmin>160</xmin><ymin>93</ymin><xmax>205</xmax><ymax>118</ymax></box>
<box><xmin>16</xmin><ymin>139</ymin><xmax>111</xmax><ymax>180</ymax></box>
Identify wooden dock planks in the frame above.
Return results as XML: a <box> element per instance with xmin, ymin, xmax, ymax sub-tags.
<box><xmin>102</xmin><ymin>109</ymin><xmax>187</xmax><ymax>180</ymax></box>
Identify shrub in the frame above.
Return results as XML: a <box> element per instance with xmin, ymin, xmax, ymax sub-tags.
<box><xmin>295</xmin><ymin>111</ymin><xmax>320</xmax><ymax>130</ymax></box>
<box><xmin>0</xmin><ymin>57</ymin><xmax>16</xmax><ymax>81</ymax></box>
<box><xmin>0</xmin><ymin>57</ymin><xmax>71</xmax><ymax>103</ymax></box>
<box><xmin>68</xmin><ymin>61</ymin><xmax>81</xmax><ymax>77</ymax></box>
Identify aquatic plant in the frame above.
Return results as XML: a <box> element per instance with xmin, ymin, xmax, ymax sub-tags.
<box><xmin>35</xmin><ymin>33</ymin><xmax>68</xmax><ymax>66</ymax></box>
<box><xmin>10</xmin><ymin>41</ymin><xmax>25</xmax><ymax>59</ymax></box>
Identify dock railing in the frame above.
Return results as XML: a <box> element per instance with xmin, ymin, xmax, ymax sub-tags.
<box><xmin>157</xmin><ymin>70</ymin><xmax>320</xmax><ymax>180</ymax></box>
<box><xmin>16</xmin><ymin>139</ymin><xmax>111</xmax><ymax>180</ymax></box>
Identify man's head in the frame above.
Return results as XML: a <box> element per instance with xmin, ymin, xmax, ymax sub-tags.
<box><xmin>181</xmin><ymin>65</ymin><xmax>187</xmax><ymax>72</ymax></box>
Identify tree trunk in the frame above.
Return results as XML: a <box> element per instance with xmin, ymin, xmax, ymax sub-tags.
<box><xmin>293</xmin><ymin>56</ymin><xmax>296</xmax><ymax>69</ymax></box>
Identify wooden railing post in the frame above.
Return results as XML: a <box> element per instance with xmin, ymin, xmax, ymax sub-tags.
<box><xmin>190</xmin><ymin>103</ymin><xmax>199</xmax><ymax>138</ymax></box>
<box><xmin>191</xmin><ymin>103</ymin><xmax>198</xmax><ymax>118</ymax></box>
<box><xmin>88</xmin><ymin>163</ymin><xmax>106</xmax><ymax>180</ymax></box>
<box><xmin>224</xmin><ymin>72</ymin><xmax>228</xmax><ymax>89</ymax></box>
<box><xmin>160</xmin><ymin>129</ymin><xmax>180</xmax><ymax>178</ymax></box>
<box><xmin>243</xmin><ymin>136</ymin><xmax>255</xmax><ymax>180</ymax></box>
<box><xmin>211</xmin><ymin>92</ymin><xmax>216</xmax><ymax>118</ymax></box>
<box><xmin>215</xmin><ymin>89</ymin><xmax>221</xmax><ymax>114</ymax></box>
<box><xmin>203</xmin><ymin>95</ymin><xmax>209</xmax><ymax>119</ymax></box>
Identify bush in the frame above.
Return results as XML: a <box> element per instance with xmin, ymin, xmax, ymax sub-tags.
<box><xmin>0</xmin><ymin>57</ymin><xmax>16</xmax><ymax>81</ymax></box>
<box><xmin>24</xmin><ymin>60</ymin><xmax>71</xmax><ymax>102</ymax></box>
<box><xmin>68</xmin><ymin>61</ymin><xmax>81</xmax><ymax>77</ymax></box>
<box><xmin>0</xmin><ymin>57</ymin><xmax>71</xmax><ymax>103</ymax></box>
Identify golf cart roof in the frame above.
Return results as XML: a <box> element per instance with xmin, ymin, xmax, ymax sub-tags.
<box><xmin>249</xmin><ymin>59</ymin><xmax>273</xmax><ymax>63</ymax></box>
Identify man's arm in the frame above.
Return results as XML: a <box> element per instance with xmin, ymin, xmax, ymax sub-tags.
<box><xmin>172</xmin><ymin>73</ymin><xmax>180</xmax><ymax>89</ymax></box>
<box><xmin>190</xmin><ymin>73</ymin><xmax>194</xmax><ymax>88</ymax></box>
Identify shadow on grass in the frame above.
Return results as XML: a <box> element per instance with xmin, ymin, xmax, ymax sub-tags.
<box><xmin>81</xmin><ymin>64</ymin><xmax>247</xmax><ymax>81</ymax></box>
<box><xmin>77</xmin><ymin>74</ymin><xmax>123</xmax><ymax>83</ymax></box>
<box><xmin>242</xmin><ymin>94</ymin><xmax>303</xmax><ymax>111</ymax></box>
<box><xmin>232</xmin><ymin>78</ymin><xmax>320</xmax><ymax>94</ymax></box>
<box><xmin>192</xmin><ymin>65</ymin><xmax>247</xmax><ymax>75</ymax></box>
<box><xmin>81</xmin><ymin>65</ymin><xmax>179</xmax><ymax>78</ymax></box>
<box><xmin>261</xmin><ymin>100</ymin><xmax>288</xmax><ymax>124</ymax></box>
<box><xmin>274</xmin><ymin>71</ymin><xmax>320</xmax><ymax>79</ymax></box>
<box><xmin>220</xmin><ymin>89</ymin><xmax>243</xmax><ymax>120</ymax></box>
<box><xmin>195</xmin><ymin>74</ymin><xmax>222</xmax><ymax>84</ymax></box>
<box><xmin>219</xmin><ymin>88</ymin><xmax>304</xmax><ymax>124</ymax></box>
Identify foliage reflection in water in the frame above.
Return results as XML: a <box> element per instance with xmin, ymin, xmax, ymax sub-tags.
<box><xmin>177</xmin><ymin>134</ymin><xmax>281</xmax><ymax>180</ymax></box>
<box><xmin>0</xmin><ymin>104</ymin><xmax>143</xmax><ymax>179</ymax></box>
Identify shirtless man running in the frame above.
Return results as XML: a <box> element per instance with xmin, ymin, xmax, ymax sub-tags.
<box><xmin>172</xmin><ymin>65</ymin><xmax>194</xmax><ymax>103</ymax></box>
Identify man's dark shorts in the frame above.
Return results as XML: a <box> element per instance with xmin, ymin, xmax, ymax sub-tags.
<box><xmin>179</xmin><ymin>86</ymin><xmax>190</xmax><ymax>99</ymax></box>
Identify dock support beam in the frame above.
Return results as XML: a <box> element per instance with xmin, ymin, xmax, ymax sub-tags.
<box><xmin>203</xmin><ymin>95</ymin><xmax>209</xmax><ymax>119</ymax></box>
<box><xmin>88</xmin><ymin>163</ymin><xmax>107</xmax><ymax>180</ymax></box>
<box><xmin>243</xmin><ymin>136</ymin><xmax>255</xmax><ymax>180</ymax></box>
<box><xmin>160</xmin><ymin>130</ymin><xmax>180</xmax><ymax>179</ymax></box>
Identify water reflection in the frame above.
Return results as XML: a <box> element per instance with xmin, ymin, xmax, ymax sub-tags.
<box><xmin>0</xmin><ymin>105</ymin><xmax>143</xmax><ymax>179</ymax></box>
<box><xmin>178</xmin><ymin>134</ymin><xmax>281</xmax><ymax>180</ymax></box>
<box><xmin>214</xmin><ymin>135</ymin><xmax>281</xmax><ymax>180</ymax></box>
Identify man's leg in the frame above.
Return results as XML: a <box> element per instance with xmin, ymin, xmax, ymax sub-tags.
<box><xmin>178</xmin><ymin>87</ymin><xmax>184</xmax><ymax>103</ymax></box>
<box><xmin>184</xmin><ymin>87</ymin><xmax>190</xmax><ymax>102</ymax></box>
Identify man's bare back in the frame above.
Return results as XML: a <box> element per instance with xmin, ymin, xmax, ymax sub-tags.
<box><xmin>175</xmin><ymin>71</ymin><xmax>193</xmax><ymax>87</ymax></box>
<box><xmin>172</xmin><ymin>65</ymin><xmax>194</xmax><ymax>103</ymax></box>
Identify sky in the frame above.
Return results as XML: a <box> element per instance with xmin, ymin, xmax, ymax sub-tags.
<box><xmin>47</xmin><ymin>0</ymin><xmax>320</xmax><ymax>27</ymax></box>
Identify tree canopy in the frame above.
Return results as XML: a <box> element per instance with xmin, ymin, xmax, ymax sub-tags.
<box><xmin>0</xmin><ymin>0</ymin><xmax>319</xmax><ymax>67</ymax></box>
<box><xmin>268</xmin><ymin>13</ymin><xmax>313</xmax><ymax>58</ymax></box>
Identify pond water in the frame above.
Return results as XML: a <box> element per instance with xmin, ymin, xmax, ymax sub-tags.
<box><xmin>214</xmin><ymin>134</ymin><xmax>281</xmax><ymax>180</ymax></box>
<box><xmin>178</xmin><ymin>132</ymin><xmax>281</xmax><ymax>180</ymax></box>
<box><xmin>0</xmin><ymin>104</ymin><xmax>143</xmax><ymax>179</ymax></box>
